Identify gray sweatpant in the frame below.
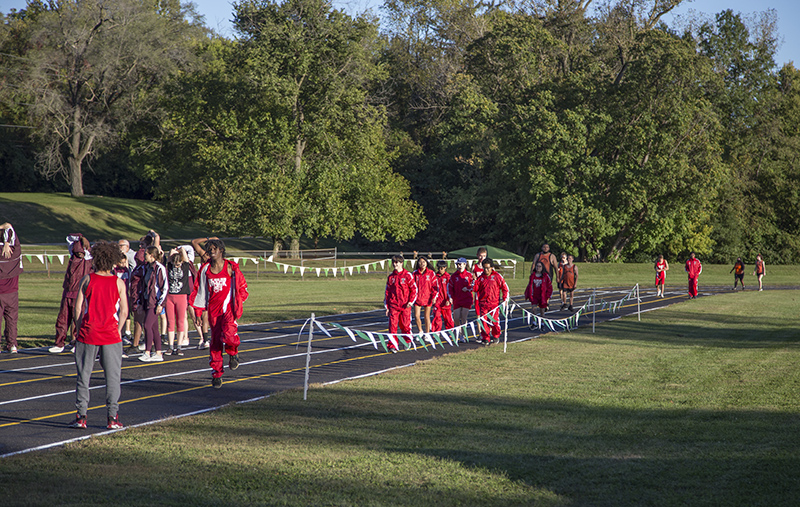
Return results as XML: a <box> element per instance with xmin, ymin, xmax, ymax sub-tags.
<box><xmin>74</xmin><ymin>341</ymin><xmax>123</xmax><ymax>419</ymax></box>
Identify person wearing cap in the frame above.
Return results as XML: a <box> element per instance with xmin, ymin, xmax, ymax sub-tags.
<box><xmin>448</xmin><ymin>257</ymin><xmax>474</xmax><ymax>340</ymax></box>
<box><xmin>431</xmin><ymin>260</ymin><xmax>453</xmax><ymax>332</ymax></box>
<box><xmin>50</xmin><ymin>234</ymin><xmax>93</xmax><ymax>353</ymax></box>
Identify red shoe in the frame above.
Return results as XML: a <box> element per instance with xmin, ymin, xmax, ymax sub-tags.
<box><xmin>69</xmin><ymin>413</ymin><xmax>87</xmax><ymax>429</ymax></box>
<box><xmin>107</xmin><ymin>416</ymin><xmax>124</xmax><ymax>429</ymax></box>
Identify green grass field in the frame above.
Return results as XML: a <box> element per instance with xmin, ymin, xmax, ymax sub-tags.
<box><xmin>2</xmin><ymin>290</ymin><xmax>798</xmax><ymax>506</ymax></box>
<box><xmin>3</xmin><ymin>193</ymin><xmax>799</xmax><ymax>505</ymax></box>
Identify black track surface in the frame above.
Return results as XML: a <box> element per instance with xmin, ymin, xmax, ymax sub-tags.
<box><xmin>0</xmin><ymin>285</ymin><xmax>772</xmax><ymax>456</ymax></box>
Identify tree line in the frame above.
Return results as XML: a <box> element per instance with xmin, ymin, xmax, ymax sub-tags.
<box><xmin>1</xmin><ymin>0</ymin><xmax>798</xmax><ymax>262</ymax></box>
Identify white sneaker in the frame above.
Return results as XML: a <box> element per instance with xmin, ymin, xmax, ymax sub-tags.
<box><xmin>138</xmin><ymin>343</ymin><xmax>146</xmax><ymax>351</ymax></box>
<box><xmin>48</xmin><ymin>346</ymin><xmax>65</xmax><ymax>354</ymax></box>
<box><xmin>149</xmin><ymin>352</ymin><xmax>163</xmax><ymax>362</ymax></box>
<box><xmin>9</xmin><ymin>346</ymin><xmax>17</xmax><ymax>353</ymax></box>
<box><xmin>138</xmin><ymin>352</ymin><xmax>151</xmax><ymax>362</ymax></box>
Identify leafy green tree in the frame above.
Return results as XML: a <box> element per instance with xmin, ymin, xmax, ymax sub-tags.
<box><xmin>158</xmin><ymin>0</ymin><xmax>425</xmax><ymax>247</ymax></box>
<box><xmin>1</xmin><ymin>0</ymin><xmax>204</xmax><ymax>196</ymax></box>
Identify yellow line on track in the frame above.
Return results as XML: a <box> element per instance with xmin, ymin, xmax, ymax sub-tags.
<box><xmin>0</xmin><ymin>335</ymin><xmax>352</xmax><ymax>388</ymax></box>
<box><xmin>0</xmin><ymin>351</ymin><xmax>391</xmax><ymax>429</ymax></box>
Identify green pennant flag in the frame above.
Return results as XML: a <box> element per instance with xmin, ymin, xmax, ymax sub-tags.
<box><xmin>323</xmin><ymin>268</ymin><xmax>330</xmax><ymax>276</ymax></box>
<box><xmin>376</xmin><ymin>333</ymin><xmax>388</xmax><ymax>351</ymax></box>
<box><xmin>356</xmin><ymin>266</ymin><xmax>362</xmax><ymax>273</ymax></box>
<box><xmin>432</xmin><ymin>333</ymin><xmax>444</xmax><ymax>347</ymax></box>
<box><xmin>341</xmin><ymin>267</ymin><xmax>346</xmax><ymax>276</ymax></box>
<box><xmin>47</xmin><ymin>255</ymin><xmax>54</xmax><ymax>262</ymax></box>
<box><xmin>24</xmin><ymin>255</ymin><xmax>32</xmax><ymax>262</ymax></box>
<box><xmin>355</xmin><ymin>330</ymin><xmax>370</xmax><ymax>342</ymax></box>
<box><xmin>291</xmin><ymin>266</ymin><xmax>297</xmax><ymax>274</ymax></box>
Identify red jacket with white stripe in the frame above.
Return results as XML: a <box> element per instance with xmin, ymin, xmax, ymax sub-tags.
<box><xmin>385</xmin><ymin>269</ymin><xmax>417</xmax><ymax>310</ymax></box>
<box><xmin>473</xmin><ymin>270</ymin><xmax>509</xmax><ymax>308</ymax></box>
<box><xmin>413</xmin><ymin>268</ymin><xmax>439</xmax><ymax>307</ymax></box>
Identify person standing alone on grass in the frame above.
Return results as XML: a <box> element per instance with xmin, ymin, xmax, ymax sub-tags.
<box><xmin>448</xmin><ymin>258</ymin><xmax>474</xmax><ymax>342</ymax></box>
<box><xmin>655</xmin><ymin>255</ymin><xmax>669</xmax><ymax>297</ymax></box>
<box><xmin>473</xmin><ymin>258</ymin><xmax>509</xmax><ymax>345</ymax></box>
<box><xmin>431</xmin><ymin>260</ymin><xmax>453</xmax><ymax>332</ymax></box>
<box><xmin>558</xmin><ymin>255</ymin><xmax>578</xmax><ymax>311</ymax></box>
<box><xmin>69</xmin><ymin>241</ymin><xmax>128</xmax><ymax>429</ymax></box>
<box><xmin>0</xmin><ymin>223</ymin><xmax>22</xmax><ymax>353</ymax></box>
<box><xmin>685</xmin><ymin>252</ymin><xmax>702</xmax><ymax>299</ymax></box>
<box><xmin>50</xmin><ymin>235</ymin><xmax>93</xmax><ymax>353</ymax></box>
<box><xmin>189</xmin><ymin>239</ymin><xmax>248</xmax><ymax>388</ymax></box>
<box><xmin>384</xmin><ymin>255</ymin><xmax>417</xmax><ymax>353</ymax></box>
<box><xmin>753</xmin><ymin>254</ymin><xmax>766</xmax><ymax>291</ymax></box>
<box><xmin>730</xmin><ymin>257</ymin><xmax>745</xmax><ymax>290</ymax></box>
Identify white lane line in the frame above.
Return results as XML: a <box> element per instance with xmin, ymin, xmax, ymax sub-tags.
<box><xmin>0</xmin><ymin>341</ymin><xmax>377</xmax><ymax>407</ymax></box>
<box><xmin>0</xmin><ymin>361</ymin><xmax>420</xmax><ymax>459</ymax></box>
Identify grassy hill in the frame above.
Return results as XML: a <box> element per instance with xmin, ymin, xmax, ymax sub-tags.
<box><xmin>0</xmin><ymin>192</ymin><xmax>208</xmax><ymax>244</ymax></box>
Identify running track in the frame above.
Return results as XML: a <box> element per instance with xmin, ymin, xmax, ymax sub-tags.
<box><xmin>0</xmin><ymin>286</ymin><xmax>752</xmax><ymax>457</ymax></box>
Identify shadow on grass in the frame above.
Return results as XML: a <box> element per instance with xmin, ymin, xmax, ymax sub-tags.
<box><xmin>4</xmin><ymin>389</ymin><xmax>798</xmax><ymax>506</ymax></box>
<box><xmin>570</xmin><ymin>311</ymin><xmax>800</xmax><ymax>349</ymax></box>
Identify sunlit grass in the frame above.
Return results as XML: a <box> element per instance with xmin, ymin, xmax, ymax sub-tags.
<box><xmin>2</xmin><ymin>290</ymin><xmax>799</xmax><ymax>506</ymax></box>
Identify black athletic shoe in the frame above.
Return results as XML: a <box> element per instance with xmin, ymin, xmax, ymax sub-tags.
<box><xmin>229</xmin><ymin>354</ymin><xmax>240</xmax><ymax>370</ymax></box>
<box><xmin>212</xmin><ymin>377</ymin><xmax>222</xmax><ymax>388</ymax></box>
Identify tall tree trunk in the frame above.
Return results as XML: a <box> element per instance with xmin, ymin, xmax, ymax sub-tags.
<box><xmin>289</xmin><ymin>237</ymin><xmax>300</xmax><ymax>259</ymax></box>
<box><xmin>68</xmin><ymin>156</ymin><xmax>84</xmax><ymax>197</ymax></box>
<box><xmin>272</xmin><ymin>236</ymin><xmax>283</xmax><ymax>259</ymax></box>
<box><xmin>69</xmin><ymin>108</ymin><xmax>85</xmax><ymax>197</ymax></box>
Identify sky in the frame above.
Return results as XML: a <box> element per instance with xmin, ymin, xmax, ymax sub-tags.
<box><xmin>1</xmin><ymin>0</ymin><xmax>797</xmax><ymax>66</ymax></box>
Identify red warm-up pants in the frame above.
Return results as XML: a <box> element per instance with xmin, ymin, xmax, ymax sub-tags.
<box><xmin>431</xmin><ymin>304</ymin><xmax>453</xmax><ymax>332</ymax></box>
<box><xmin>478</xmin><ymin>305</ymin><xmax>501</xmax><ymax>341</ymax></box>
<box><xmin>209</xmin><ymin>311</ymin><xmax>239</xmax><ymax>378</ymax></box>
<box><xmin>688</xmin><ymin>277</ymin><xmax>699</xmax><ymax>298</ymax></box>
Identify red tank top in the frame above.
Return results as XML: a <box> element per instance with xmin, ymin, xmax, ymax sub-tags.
<box><xmin>77</xmin><ymin>273</ymin><xmax>122</xmax><ymax>345</ymax></box>
<box><xmin>561</xmin><ymin>264</ymin><xmax>576</xmax><ymax>289</ymax></box>
<box><xmin>206</xmin><ymin>265</ymin><xmax>232</xmax><ymax>317</ymax></box>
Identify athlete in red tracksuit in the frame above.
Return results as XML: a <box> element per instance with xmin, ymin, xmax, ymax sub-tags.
<box><xmin>685</xmin><ymin>252</ymin><xmax>702</xmax><ymax>299</ymax></box>
<box><xmin>473</xmin><ymin>258</ymin><xmax>509</xmax><ymax>344</ymax></box>
<box><xmin>449</xmin><ymin>258</ymin><xmax>474</xmax><ymax>341</ymax></box>
<box><xmin>413</xmin><ymin>257</ymin><xmax>438</xmax><ymax>334</ymax></box>
<box><xmin>431</xmin><ymin>261</ymin><xmax>453</xmax><ymax>332</ymax></box>
<box><xmin>384</xmin><ymin>256</ymin><xmax>418</xmax><ymax>352</ymax></box>
<box><xmin>189</xmin><ymin>239</ymin><xmax>248</xmax><ymax>388</ymax></box>
<box><xmin>525</xmin><ymin>261</ymin><xmax>553</xmax><ymax>318</ymax></box>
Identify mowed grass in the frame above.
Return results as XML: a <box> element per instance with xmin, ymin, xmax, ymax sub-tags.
<box><xmin>1</xmin><ymin>290</ymin><xmax>799</xmax><ymax>506</ymax></box>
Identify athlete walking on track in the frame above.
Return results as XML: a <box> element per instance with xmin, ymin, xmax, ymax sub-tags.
<box><xmin>190</xmin><ymin>239</ymin><xmax>249</xmax><ymax>388</ymax></box>
<box><xmin>685</xmin><ymin>252</ymin><xmax>702</xmax><ymax>299</ymax></box>
<box><xmin>70</xmin><ymin>242</ymin><xmax>128</xmax><ymax>429</ymax></box>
